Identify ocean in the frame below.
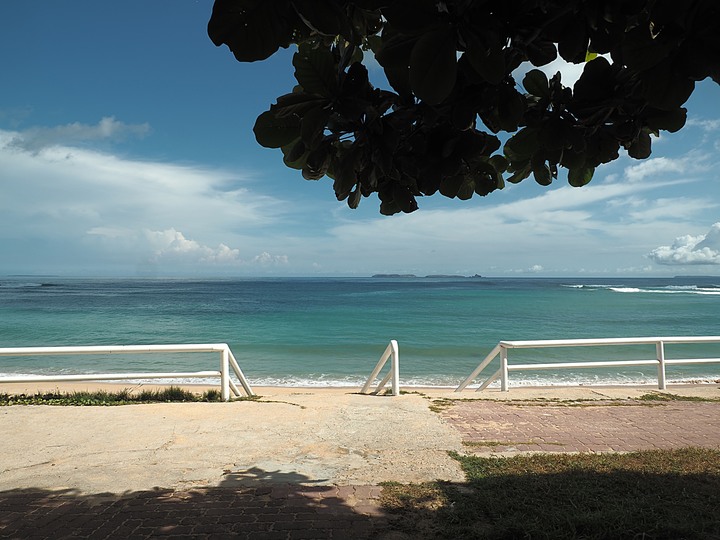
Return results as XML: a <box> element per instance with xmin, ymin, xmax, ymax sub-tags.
<box><xmin>1</xmin><ymin>276</ymin><xmax>719</xmax><ymax>389</ymax></box>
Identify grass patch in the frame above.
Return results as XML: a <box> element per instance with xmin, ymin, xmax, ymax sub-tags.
<box><xmin>428</xmin><ymin>398</ymin><xmax>457</xmax><ymax>412</ymax></box>
<box><xmin>462</xmin><ymin>440</ymin><xmax>563</xmax><ymax>449</ymax></box>
<box><xmin>638</xmin><ymin>392</ymin><xmax>720</xmax><ymax>403</ymax></box>
<box><xmin>381</xmin><ymin>447</ymin><xmax>720</xmax><ymax>539</ymax></box>
<box><xmin>0</xmin><ymin>386</ymin><xmax>230</xmax><ymax>406</ymax></box>
<box><xmin>427</xmin><ymin>393</ymin><xmax>720</xmax><ymax>413</ymax></box>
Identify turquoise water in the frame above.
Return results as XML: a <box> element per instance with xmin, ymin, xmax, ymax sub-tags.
<box><xmin>1</xmin><ymin>276</ymin><xmax>719</xmax><ymax>387</ymax></box>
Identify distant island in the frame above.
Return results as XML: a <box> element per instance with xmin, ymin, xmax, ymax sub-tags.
<box><xmin>371</xmin><ymin>274</ymin><xmax>482</xmax><ymax>278</ymax></box>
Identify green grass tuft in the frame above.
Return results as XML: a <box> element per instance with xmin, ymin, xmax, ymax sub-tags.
<box><xmin>0</xmin><ymin>386</ymin><xmax>228</xmax><ymax>406</ymax></box>
<box><xmin>638</xmin><ymin>392</ymin><xmax>720</xmax><ymax>403</ymax></box>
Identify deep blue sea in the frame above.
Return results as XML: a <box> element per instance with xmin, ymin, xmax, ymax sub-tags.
<box><xmin>1</xmin><ymin>276</ymin><xmax>719</xmax><ymax>388</ymax></box>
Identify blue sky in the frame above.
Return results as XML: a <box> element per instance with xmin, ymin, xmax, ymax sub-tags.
<box><xmin>1</xmin><ymin>1</ymin><xmax>719</xmax><ymax>278</ymax></box>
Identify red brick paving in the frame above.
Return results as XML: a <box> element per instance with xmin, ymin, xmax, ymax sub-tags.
<box><xmin>0</xmin><ymin>485</ymin><xmax>390</xmax><ymax>540</ymax></box>
<box><xmin>440</xmin><ymin>399</ymin><xmax>720</xmax><ymax>453</ymax></box>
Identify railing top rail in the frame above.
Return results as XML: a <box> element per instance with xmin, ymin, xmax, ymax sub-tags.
<box><xmin>499</xmin><ymin>336</ymin><xmax>720</xmax><ymax>348</ymax></box>
<box><xmin>0</xmin><ymin>344</ymin><xmax>231</xmax><ymax>356</ymax></box>
<box><xmin>0</xmin><ymin>371</ymin><xmax>222</xmax><ymax>383</ymax></box>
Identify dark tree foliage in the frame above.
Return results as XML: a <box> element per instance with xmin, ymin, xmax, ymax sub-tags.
<box><xmin>208</xmin><ymin>0</ymin><xmax>720</xmax><ymax>215</ymax></box>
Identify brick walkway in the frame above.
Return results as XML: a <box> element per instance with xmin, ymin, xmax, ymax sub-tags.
<box><xmin>440</xmin><ymin>399</ymin><xmax>720</xmax><ymax>453</ymax></box>
<box><xmin>0</xmin><ymin>485</ymin><xmax>391</xmax><ymax>540</ymax></box>
<box><xmin>3</xmin><ymin>398</ymin><xmax>720</xmax><ymax>539</ymax></box>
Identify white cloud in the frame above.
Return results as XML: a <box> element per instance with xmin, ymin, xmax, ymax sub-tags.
<box><xmin>252</xmin><ymin>251</ymin><xmax>289</xmax><ymax>265</ymax></box>
<box><xmin>145</xmin><ymin>228</ymin><xmax>241</xmax><ymax>264</ymax></box>
<box><xmin>648</xmin><ymin>223</ymin><xmax>720</xmax><ymax>265</ymax></box>
<box><xmin>686</xmin><ymin>118</ymin><xmax>720</xmax><ymax>132</ymax></box>
<box><xmin>7</xmin><ymin>117</ymin><xmax>150</xmax><ymax>152</ymax></box>
<box><xmin>0</xmin><ymin>126</ymin><xmax>280</xmax><ymax>232</ymax></box>
<box><xmin>621</xmin><ymin>197</ymin><xmax>717</xmax><ymax>222</ymax></box>
<box><xmin>0</xmin><ymin>124</ymin><xmax>290</xmax><ymax>274</ymax></box>
<box><xmin>623</xmin><ymin>156</ymin><xmax>695</xmax><ymax>183</ymax></box>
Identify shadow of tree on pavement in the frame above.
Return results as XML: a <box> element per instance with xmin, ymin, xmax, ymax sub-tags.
<box><xmin>0</xmin><ymin>467</ymin><xmax>395</xmax><ymax>539</ymax></box>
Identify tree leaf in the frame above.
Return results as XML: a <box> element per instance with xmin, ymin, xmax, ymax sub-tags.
<box><xmin>560</xmin><ymin>149</ymin><xmax>585</xmax><ymax>170</ymax></box>
<box><xmin>465</xmin><ymin>32</ymin><xmax>505</xmax><ymax>85</ymax></box>
<box><xmin>539</xmin><ymin>118</ymin><xmax>570</xmax><ymax>151</ymax></box>
<box><xmin>291</xmin><ymin>0</ymin><xmax>346</xmax><ymax>36</ymax></box>
<box><xmin>332</xmin><ymin>145</ymin><xmax>362</xmax><ymax>199</ymax></box>
<box><xmin>504</xmin><ymin>127</ymin><xmax>540</xmax><ymax>161</ymax></box>
<box><xmin>392</xmin><ymin>184</ymin><xmax>419</xmax><ymax>212</ymax></box>
<box><xmin>439</xmin><ymin>174</ymin><xmax>465</xmax><ymax>198</ymax></box>
<box><xmin>382</xmin><ymin>0</ymin><xmax>439</xmax><ymax>35</ymax></box>
<box><xmin>506</xmin><ymin>163</ymin><xmax>532</xmax><ymax>184</ymax></box>
<box><xmin>409</xmin><ymin>26</ymin><xmax>457</xmax><ymax>104</ymax></box>
<box><xmin>532</xmin><ymin>162</ymin><xmax>553</xmax><ymax>186</ymax></box>
<box><xmin>272</xmin><ymin>92</ymin><xmax>329</xmax><ymax>118</ymax></box>
<box><xmin>645</xmin><ymin>107</ymin><xmax>687</xmax><ymax>133</ymax></box>
<box><xmin>293</xmin><ymin>43</ymin><xmax>339</xmax><ymax>97</ymax></box>
<box><xmin>640</xmin><ymin>62</ymin><xmax>695</xmax><ymax>111</ymax></box>
<box><xmin>208</xmin><ymin>0</ymin><xmax>295</xmax><ymax>62</ymax></box>
<box><xmin>526</xmin><ymin>40</ymin><xmax>557</xmax><ymax>66</ymax></box>
<box><xmin>254</xmin><ymin>110</ymin><xmax>301</xmax><ymax>148</ymax></box>
<box><xmin>523</xmin><ymin>70</ymin><xmax>549</xmax><ymax>98</ymax></box>
<box><xmin>302</xmin><ymin>145</ymin><xmax>330</xmax><ymax>180</ymax></box>
<box><xmin>497</xmin><ymin>87</ymin><xmax>525</xmax><ymax>131</ymax></box>
<box><xmin>573</xmin><ymin>57</ymin><xmax>613</xmax><ymax>103</ymax></box>
<box><xmin>347</xmin><ymin>187</ymin><xmax>362</xmax><ymax>209</ymax></box>
<box><xmin>621</xmin><ymin>25</ymin><xmax>678</xmax><ymax>72</ymax></box>
<box><xmin>488</xmin><ymin>154</ymin><xmax>508</xmax><ymax>173</ymax></box>
<box><xmin>557</xmin><ymin>22</ymin><xmax>589</xmax><ymax>63</ymax></box>
<box><xmin>376</xmin><ymin>31</ymin><xmax>416</xmax><ymax>67</ymax></box>
<box><xmin>281</xmin><ymin>138</ymin><xmax>307</xmax><ymax>169</ymax></box>
<box><xmin>301</xmin><ymin>106</ymin><xmax>330</xmax><ymax>149</ymax></box>
<box><xmin>627</xmin><ymin>130</ymin><xmax>652</xmax><ymax>159</ymax></box>
<box><xmin>567</xmin><ymin>165</ymin><xmax>594</xmax><ymax>187</ymax></box>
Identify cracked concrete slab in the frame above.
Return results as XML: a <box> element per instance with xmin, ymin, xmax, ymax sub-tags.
<box><xmin>0</xmin><ymin>388</ymin><xmax>465</xmax><ymax>495</ymax></box>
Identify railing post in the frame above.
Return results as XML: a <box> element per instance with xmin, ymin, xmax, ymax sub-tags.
<box><xmin>500</xmin><ymin>346</ymin><xmax>509</xmax><ymax>392</ymax></box>
<box><xmin>656</xmin><ymin>340</ymin><xmax>666</xmax><ymax>390</ymax></box>
<box><xmin>221</xmin><ymin>347</ymin><xmax>230</xmax><ymax>401</ymax></box>
<box><xmin>227</xmin><ymin>349</ymin><xmax>255</xmax><ymax>397</ymax></box>
<box><xmin>391</xmin><ymin>339</ymin><xmax>399</xmax><ymax>396</ymax></box>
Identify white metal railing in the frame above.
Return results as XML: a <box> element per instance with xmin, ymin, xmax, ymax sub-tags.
<box><xmin>455</xmin><ymin>336</ymin><xmax>720</xmax><ymax>392</ymax></box>
<box><xmin>361</xmin><ymin>340</ymin><xmax>400</xmax><ymax>396</ymax></box>
<box><xmin>0</xmin><ymin>344</ymin><xmax>254</xmax><ymax>401</ymax></box>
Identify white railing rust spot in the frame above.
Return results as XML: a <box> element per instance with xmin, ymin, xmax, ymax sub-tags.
<box><xmin>0</xmin><ymin>344</ymin><xmax>254</xmax><ymax>401</ymax></box>
<box><xmin>456</xmin><ymin>336</ymin><xmax>720</xmax><ymax>392</ymax></box>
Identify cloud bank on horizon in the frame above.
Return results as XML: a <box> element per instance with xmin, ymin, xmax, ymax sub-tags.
<box><xmin>1</xmin><ymin>1</ymin><xmax>719</xmax><ymax>277</ymax></box>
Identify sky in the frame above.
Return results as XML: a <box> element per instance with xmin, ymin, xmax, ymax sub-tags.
<box><xmin>1</xmin><ymin>1</ymin><xmax>719</xmax><ymax>278</ymax></box>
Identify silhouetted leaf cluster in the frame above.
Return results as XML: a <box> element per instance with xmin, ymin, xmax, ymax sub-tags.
<box><xmin>209</xmin><ymin>0</ymin><xmax>719</xmax><ymax>214</ymax></box>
